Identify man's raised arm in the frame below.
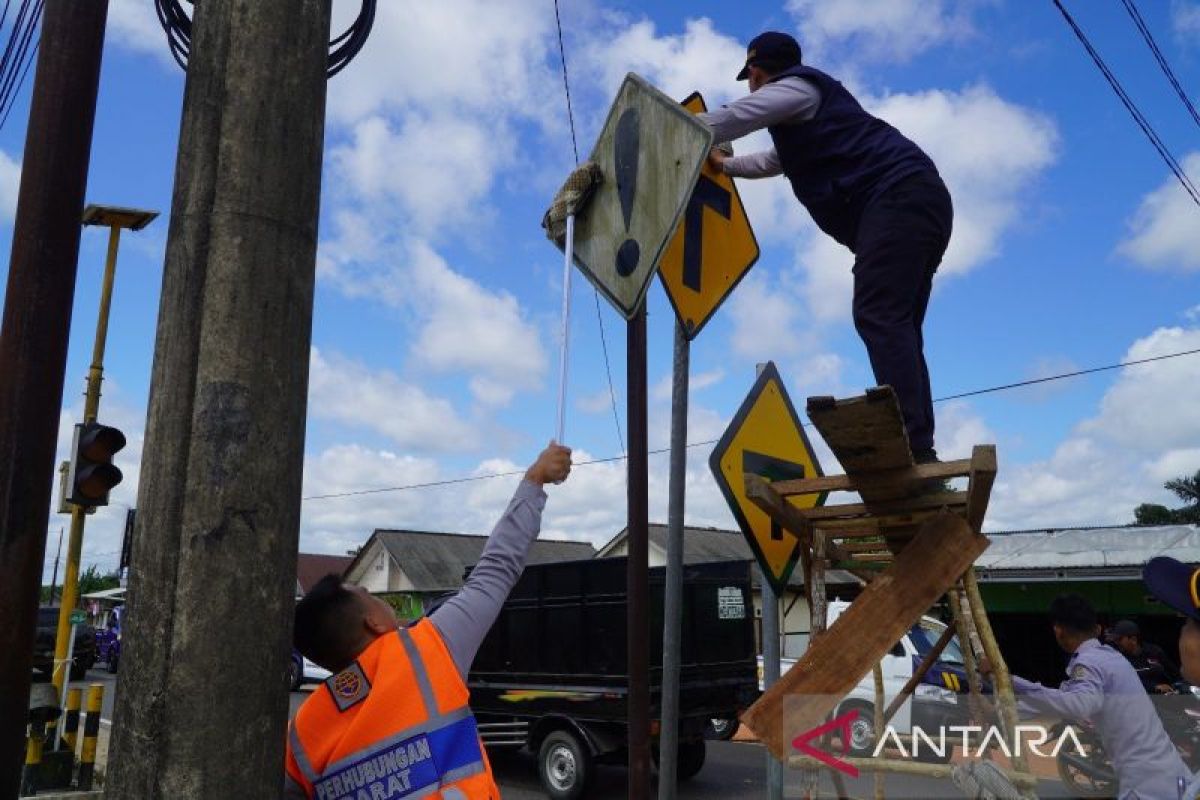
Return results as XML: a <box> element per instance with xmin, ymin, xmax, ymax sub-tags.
<box><xmin>429</xmin><ymin>443</ymin><xmax>572</xmax><ymax>676</ymax></box>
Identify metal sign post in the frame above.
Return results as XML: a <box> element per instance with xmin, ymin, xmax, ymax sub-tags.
<box><xmin>762</xmin><ymin>571</ymin><xmax>783</xmax><ymax>800</ymax></box>
<box><xmin>657</xmin><ymin>321</ymin><xmax>689</xmax><ymax>800</ymax></box>
<box><xmin>627</xmin><ymin>302</ymin><xmax>651</xmax><ymax>799</ymax></box>
<box><xmin>657</xmin><ymin>90</ymin><xmax>760</xmax><ymax>800</ymax></box>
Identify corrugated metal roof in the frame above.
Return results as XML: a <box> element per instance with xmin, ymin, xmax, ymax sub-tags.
<box><xmin>602</xmin><ymin>524</ymin><xmax>861</xmax><ymax>587</ymax></box>
<box><xmin>371</xmin><ymin>529</ymin><xmax>595</xmax><ymax>591</ymax></box>
<box><xmin>977</xmin><ymin>524</ymin><xmax>1200</xmax><ymax>570</ymax></box>
<box><xmin>296</xmin><ymin>553</ymin><xmax>355</xmax><ymax>593</ymax></box>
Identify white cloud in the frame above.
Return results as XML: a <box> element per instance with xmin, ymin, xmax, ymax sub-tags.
<box><xmin>651</xmin><ymin>368</ymin><xmax>725</xmax><ymax>402</ymax></box>
<box><xmin>577</xmin><ymin>389</ymin><xmax>616</xmax><ymax>416</ymax></box>
<box><xmin>582</xmin><ymin>17</ymin><xmax>748</xmax><ymax>105</ymax></box>
<box><xmin>797</xmin><ymin>85</ymin><xmax>1059</xmax><ymax>324</ymax></box>
<box><xmin>297</xmin><ymin>442</ymin><xmax>738</xmax><ymax>553</ymax></box>
<box><xmin>0</xmin><ymin>150</ymin><xmax>19</xmax><ymax>223</ymax></box>
<box><xmin>309</xmin><ymin>348</ymin><xmax>478</xmax><ymax>451</ymax></box>
<box><xmin>106</xmin><ymin>0</ymin><xmax>175</xmax><ymax>66</ymax></box>
<box><xmin>786</xmin><ymin>0</ymin><xmax>978</xmax><ymax>63</ymax></box>
<box><xmin>323</xmin><ymin>0</ymin><xmax>559</xmax><ymax>127</ymax></box>
<box><xmin>1117</xmin><ymin>152</ymin><xmax>1200</xmax><ymax>273</ymax></box>
<box><xmin>300</xmin><ymin>445</ymin><xmax>445</xmax><ymax>553</ymax></box>
<box><xmin>988</xmin><ymin>326</ymin><xmax>1200</xmax><ymax>530</ymax></box>
<box><xmin>329</xmin><ymin>112</ymin><xmax>513</xmax><ymax>240</ymax></box>
<box><xmin>406</xmin><ymin>242</ymin><xmax>547</xmax><ymax>404</ymax></box>
<box><xmin>726</xmin><ymin>271</ymin><xmax>807</xmax><ymax>361</ymax></box>
<box><xmin>318</xmin><ymin>236</ymin><xmax>548</xmax><ymax>406</ymax></box>
<box><xmin>1174</xmin><ymin>1</ymin><xmax>1200</xmax><ymax>41</ymax></box>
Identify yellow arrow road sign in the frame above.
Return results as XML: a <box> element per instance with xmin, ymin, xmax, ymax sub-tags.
<box><xmin>709</xmin><ymin>362</ymin><xmax>825</xmax><ymax>594</ymax></box>
<box><xmin>659</xmin><ymin>92</ymin><xmax>760</xmax><ymax>339</ymax></box>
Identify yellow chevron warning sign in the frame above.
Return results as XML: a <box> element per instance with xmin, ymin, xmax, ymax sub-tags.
<box><xmin>709</xmin><ymin>362</ymin><xmax>825</xmax><ymax>593</ymax></box>
<box><xmin>659</xmin><ymin>92</ymin><xmax>760</xmax><ymax>340</ymax></box>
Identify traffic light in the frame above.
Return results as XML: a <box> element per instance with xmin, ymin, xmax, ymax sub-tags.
<box><xmin>66</xmin><ymin>422</ymin><xmax>126</xmax><ymax>508</ymax></box>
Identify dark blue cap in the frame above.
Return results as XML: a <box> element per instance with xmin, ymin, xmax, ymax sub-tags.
<box><xmin>1144</xmin><ymin>556</ymin><xmax>1200</xmax><ymax>622</ymax></box>
<box><xmin>737</xmin><ymin>31</ymin><xmax>803</xmax><ymax>81</ymax></box>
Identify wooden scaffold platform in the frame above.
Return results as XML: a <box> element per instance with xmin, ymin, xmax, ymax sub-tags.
<box><xmin>739</xmin><ymin>386</ymin><xmax>1038</xmax><ymax>799</ymax></box>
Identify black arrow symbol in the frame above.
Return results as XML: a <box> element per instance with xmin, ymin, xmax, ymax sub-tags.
<box><xmin>682</xmin><ymin>175</ymin><xmax>732</xmax><ymax>292</ymax></box>
<box><xmin>743</xmin><ymin>450</ymin><xmax>806</xmax><ymax>540</ymax></box>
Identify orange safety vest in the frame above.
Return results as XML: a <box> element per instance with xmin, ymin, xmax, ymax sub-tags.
<box><xmin>286</xmin><ymin>618</ymin><xmax>499</xmax><ymax>800</ymax></box>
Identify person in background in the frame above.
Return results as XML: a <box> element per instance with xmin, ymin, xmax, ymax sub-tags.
<box><xmin>1143</xmin><ymin>557</ymin><xmax>1200</xmax><ymax>799</ymax></box>
<box><xmin>1107</xmin><ymin>618</ymin><xmax>1182</xmax><ymax>694</ymax></box>
<box><xmin>284</xmin><ymin>443</ymin><xmax>572</xmax><ymax>800</ymax></box>
<box><xmin>982</xmin><ymin>593</ymin><xmax>1188</xmax><ymax>799</ymax></box>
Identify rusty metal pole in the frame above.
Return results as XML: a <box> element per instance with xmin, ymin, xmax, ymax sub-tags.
<box><xmin>627</xmin><ymin>302</ymin><xmax>651</xmax><ymax>798</ymax></box>
<box><xmin>0</xmin><ymin>2</ymin><xmax>109</xmax><ymax>795</ymax></box>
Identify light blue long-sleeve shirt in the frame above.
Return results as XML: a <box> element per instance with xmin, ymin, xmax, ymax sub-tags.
<box><xmin>1012</xmin><ymin>638</ymin><xmax>1188</xmax><ymax>799</ymax></box>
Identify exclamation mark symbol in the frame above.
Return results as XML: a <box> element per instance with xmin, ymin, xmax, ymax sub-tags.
<box><xmin>614</xmin><ymin>107</ymin><xmax>640</xmax><ymax>277</ymax></box>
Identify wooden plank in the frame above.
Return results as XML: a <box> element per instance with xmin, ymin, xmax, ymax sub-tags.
<box><xmin>769</xmin><ymin>458</ymin><xmax>972</xmax><ymax>498</ymax></box>
<box><xmin>787</xmin><ymin>756</ymin><xmax>1037</xmax><ymax>790</ymax></box>
<box><xmin>741</xmin><ymin>513</ymin><xmax>989</xmax><ymax>760</ymax></box>
<box><xmin>743</xmin><ymin>475</ymin><xmax>854</xmax><ymax>563</ymax></box>
<box><xmin>810</xmin><ymin>511</ymin><xmax>940</xmax><ymax>531</ymax></box>
<box><xmin>964</xmin><ymin>444</ymin><xmax>997</xmax><ymax>534</ymax></box>
<box><xmin>806</xmin><ymin>388</ymin><xmax>912</xmax><ymax>479</ymax></box>
<box><xmin>797</xmin><ymin>491</ymin><xmax>967</xmax><ymax>521</ymax></box>
<box><xmin>838</xmin><ymin>541</ymin><xmax>890</xmax><ymax>554</ymax></box>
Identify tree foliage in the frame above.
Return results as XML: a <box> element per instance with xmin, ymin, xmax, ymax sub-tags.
<box><xmin>1135</xmin><ymin>470</ymin><xmax>1200</xmax><ymax>525</ymax></box>
<box><xmin>77</xmin><ymin>564</ymin><xmax>121</xmax><ymax>598</ymax></box>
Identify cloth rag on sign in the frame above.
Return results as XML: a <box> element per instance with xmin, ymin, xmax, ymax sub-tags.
<box><xmin>541</xmin><ymin>161</ymin><xmax>603</xmax><ymax>244</ymax></box>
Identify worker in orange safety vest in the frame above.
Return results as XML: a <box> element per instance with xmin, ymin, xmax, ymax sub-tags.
<box><xmin>285</xmin><ymin>442</ymin><xmax>572</xmax><ymax>799</ymax></box>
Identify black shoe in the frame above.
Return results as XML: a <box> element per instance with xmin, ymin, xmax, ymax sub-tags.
<box><xmin>912</xmin><ymin>447</ymin><xmax>939</xmax><ymax>464</ymax></box>
<box><xmin>911</xmin><ymin>448</ymin><xmax>951</xmax><ymax>495</ymax></box>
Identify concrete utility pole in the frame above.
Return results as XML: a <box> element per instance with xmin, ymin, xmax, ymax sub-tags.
<box><xmin>106</xmin><ymin>1</ymin><xmax>331</xmax><ymax>797</ymax></box>
<box><xmin>0</xmin><ymin>2</ymin><xmax>108</xmax><ymax>795</ymax></box>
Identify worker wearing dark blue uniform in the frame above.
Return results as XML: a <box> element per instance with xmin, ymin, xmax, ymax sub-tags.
<box><xmin>702</xmin><ymin>32</ymin><xmax>952</xmax><ymax>463</ymax></box>
<box><xmin>1143</xmin><ymin>557</ymin><xmax>1200</xmax><ymax>799</ymax></box>
<box><xmin>984</xmin><ymin>594</ymin><xmax>1189</xmax><ymax>799</ymax></box>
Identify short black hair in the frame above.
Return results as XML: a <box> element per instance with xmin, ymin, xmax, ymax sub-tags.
<box><xmin>294</xmin><ymin>574</ymin><xmax>366</xmax><ymax>672</ymax></box>
<box><xmin>1049</xmin><ymin>593</ymin><xmax>1098</xmax><ymax>636</ymax></box>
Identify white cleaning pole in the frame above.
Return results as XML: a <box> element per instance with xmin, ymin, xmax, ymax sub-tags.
<box><xmin>555</xmin><ymin>213</ymin><xmax>575</xmax><ymax>444</ymax></box>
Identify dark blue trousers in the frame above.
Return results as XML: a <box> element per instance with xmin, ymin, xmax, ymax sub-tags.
<box><xmin>851</xmin><ymin>172</ymin><xmax>953</xmax><ymax>454</ymax></box>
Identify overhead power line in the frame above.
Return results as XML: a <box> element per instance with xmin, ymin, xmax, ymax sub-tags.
<box><xmin>302</xmin><ymin>346</ymin><xmax>1200</xmax><ymax>502</ymax></box>
<box><xmin>0</xmin><ymin>0</ymin><xmax>43</xmax><ymax>132</ymax></box>
<box><xmin>1120</xmin><ymin>0</ymin><xmax>1200</xmax><ymax>131</ymax></box>
<box><xmin>1051</xmin><ymin>0</ymin><xmax>1200</xmax><ymax>208</ymax></box>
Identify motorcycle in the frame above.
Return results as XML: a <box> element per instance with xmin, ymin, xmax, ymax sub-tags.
<box><xmin>1054</xmin><ymin>683</ymin><xmax>1200</xmax><ymax>798</ymax></box>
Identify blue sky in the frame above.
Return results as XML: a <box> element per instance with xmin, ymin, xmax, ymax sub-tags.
<box><xmin>2</xmin><ymin>0</ymin><xmax>1198</xmax><ymax>579</ymax></box>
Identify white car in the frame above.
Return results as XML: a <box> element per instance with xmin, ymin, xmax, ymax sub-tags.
<box><xmin>755</xmin><ymin>601</ymin><xmax>971</xmax><ymax>762</ymax></box>
<box><xmin>288</xmin><ymin>652</ymin><xmax>332</xmax><ymax>691</ymax></box>
<box><xmin>303</xmin><ymin>657</ymin><xmax>331</xmax><ymax>683</ymax></box>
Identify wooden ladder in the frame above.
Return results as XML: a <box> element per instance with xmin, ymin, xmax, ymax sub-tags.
<box><xmin>739</xmin><ymin>386</ymin><xmax>1035</xmax><ymax>798</ymax></box>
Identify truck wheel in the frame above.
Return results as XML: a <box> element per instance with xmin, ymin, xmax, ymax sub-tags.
<box><xmin>538</xmin><ymin>729</ymin><xmax>592</xmax><ymax>800</ymax></box>
<box><xmin>677</xmin><ymin>739</ymin><xmax>706</xmax><ymax>781</ymax></box>
<box><xmin>69</xmin><ymin>658</ymin><xmax>88</xmax><ymax>681</ymax></box>
<box><xmin>106</xmin><ymin>650</ymin><xmax>119</xmax><ymax>674</ymax></box>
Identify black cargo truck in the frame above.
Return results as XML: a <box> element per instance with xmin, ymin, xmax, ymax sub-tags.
<box><xmin>466</xmin><ymin>557</ymin><xmax>758</xmax><ymax>799</ymax></box>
